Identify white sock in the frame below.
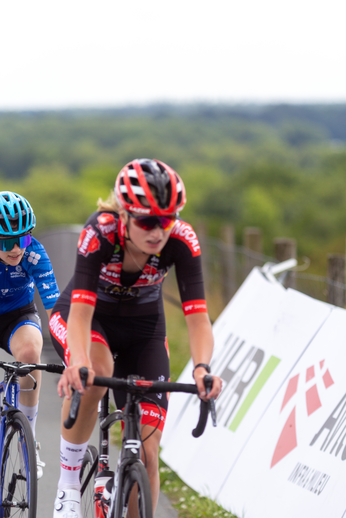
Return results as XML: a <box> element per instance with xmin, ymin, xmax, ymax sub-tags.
<box><xmin>18</xmin><ymin>402</ymin><xmax>38</xmax><ymax>439</ymax></box>
<box><xmin>58</xmin><ymin>436</ymin><xmax>88</xmax><ymax>490</ymax></box>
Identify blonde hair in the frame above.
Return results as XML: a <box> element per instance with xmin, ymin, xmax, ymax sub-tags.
<box><xmin>97</xmin><ymin>190</ymin><xmax>120</xmax><ymax>212</ymax></box>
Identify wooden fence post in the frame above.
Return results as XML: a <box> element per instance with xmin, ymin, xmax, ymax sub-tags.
<box><xmin>273</xmin><ymin>237</ymin><xmax>297</xmax><ymax>288</ymax></box>
<box><xmin>243</xmin><ymin>227</ymin><xmax>263</xmax><ymax>275</ymax></box>
<box><xmin>327</xmin><ymin>254</ymin><xmax>345</xmax><ymax>307</ymax></box>
<box><xmin>220</xmin><ymin>224</ymin><xmax>236</xmax><ymax>305</ymax></box>
<box><xmin>244</xmin><ymin>227</ymin><xmax>263</xmax><ymax>253</ymax></box>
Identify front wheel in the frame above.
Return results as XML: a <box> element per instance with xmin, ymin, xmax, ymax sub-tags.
<box><xmin>0</xmin><ymin>411</ymin><xmax>37</xmax><ymax>518</ymax></box>
<box><xmin>80</xmin><ymin>445</ymin><xmax>98</xmax><ymax>518</ymax></box>
<box><xmin>119</xmin><ymin>462</ymin><xmax>152</xmax><ymax>518</ymax></box>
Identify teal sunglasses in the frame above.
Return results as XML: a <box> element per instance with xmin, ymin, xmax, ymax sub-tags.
<box><xmin>0</xmin><ymin>234</ymin><xmax>32</xmax><ymax>251</ymax></box>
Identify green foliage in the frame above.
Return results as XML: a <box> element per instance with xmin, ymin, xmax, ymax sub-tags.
<box><xmin>1</xmin><ymin>104</ymin><xmax>346</xmax><ymax>274</ymax></box>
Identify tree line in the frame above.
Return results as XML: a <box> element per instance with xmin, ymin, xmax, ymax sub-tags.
<box><xmin>0</xmin><ymin>103</ymin><xmax>346</xmax><ymax>275</ymax></box>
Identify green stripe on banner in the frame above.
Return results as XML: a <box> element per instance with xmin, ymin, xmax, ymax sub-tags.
<box><xmin>229</xmin><ymin>355</ymin><xmax>281</xmax><ymax>432</ymax></box>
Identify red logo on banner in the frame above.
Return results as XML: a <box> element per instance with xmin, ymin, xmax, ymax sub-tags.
<box><xmin>271</xmin><ymin>360</ymin><xmax>334</xmax><ymax>468</ymax></box>
<box><xmin>97</xmin><ymin>213</ymin><xmax>117</xmax><ymax>244</ymax></box>
<box><xmin>78</xmin><ymin>225</ymin><xmax>101</xmax><ymax>256</ymax></box>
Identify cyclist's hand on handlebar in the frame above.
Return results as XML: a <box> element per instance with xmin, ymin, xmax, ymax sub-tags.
<box><xmin>193</xmin><ymin>367</ymin><xmax>222</xmax><ymax>401</ymax></box>
<box><xmin>57</xmin><ymin>361</ymin><xmax>95</xmax><ymax>399</ymax></box>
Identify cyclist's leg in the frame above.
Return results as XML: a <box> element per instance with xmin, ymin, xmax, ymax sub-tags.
<box><xmin>111</xmin><ymin>314</ymin><xmax>169</xmax><ymax>516</ymax></box>
<box><xmin>61</xmin><ymin>338</ymin><xmax>114</xmax><ymax>444</ymax></box>
<box><xmin>50</xmin><ymin>307</ymin><xmax>114</xmax><ymax>516</ymax></box>
<box><xmin>140</xmin><ymin>425</ymin><xmax>162</xmax><ymax>512</ymax></box>
<box><xmin>9</xmin><ymin>320</ymin><xmax>43</xmax><ymax>406</ymax></box>
<box><xmin>3</xmin><ymin>309</ymin><xmax>45</xmax><ymax>479</ymax></box>
<box><xmin>50</xmin><ymin>307</ymin><xmax>114</xmax><ymax>445</ymax></box>
<box><xmin>54</xmin><ymin>343</ymin><xmax>113</xmax><ymax>517</ymax></box>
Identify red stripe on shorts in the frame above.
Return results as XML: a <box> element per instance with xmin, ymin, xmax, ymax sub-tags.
<box><xmin>140</xmin><ymin>402</ymin><xmax>167</xmax><ymax>432</ymax></box>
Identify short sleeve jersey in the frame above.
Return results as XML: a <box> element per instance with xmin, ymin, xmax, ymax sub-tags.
<box><xmin>0</xmin><ymin>237</ymin><xmax>60</xmax><ymax>314</ymax></box>
<box><xmin>60</xmin><ymin>211</ymin><xmax>208</xmax><ymax>318</ymax></box>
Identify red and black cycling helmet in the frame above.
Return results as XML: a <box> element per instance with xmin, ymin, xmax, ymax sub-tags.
<box><xmin>115</xmin><ymin>158</ymin><xmax>186</xmax><ymax>216</ymax></box>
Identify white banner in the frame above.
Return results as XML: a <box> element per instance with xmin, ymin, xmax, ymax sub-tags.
<box><xmin>161</xmin><ymin>268</ymin><xmax>332</xmax><ymax>504</ymax></box>
<box><xmin>217</xmin><ymin>307</ymin><xmax>346</xmax><ymax>518</ymax></box>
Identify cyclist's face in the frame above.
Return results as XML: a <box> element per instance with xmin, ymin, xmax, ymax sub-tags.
<box><xmin>0</xmin><ymin>243</ymin><xmax>25</xmax><ymax>266</ymax></box>
<box><xmin>127</xmin><ymin>216</ymin><xmax>172</xmax><ymax>255</ymax></box>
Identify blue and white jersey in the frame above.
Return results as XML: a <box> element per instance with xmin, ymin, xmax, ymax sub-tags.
<box><xmin>0</xmin><ymin>237</ymin><xmax>59</xmax><ymax>314</ymax></box>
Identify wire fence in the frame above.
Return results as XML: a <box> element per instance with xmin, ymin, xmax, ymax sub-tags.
<box><xmin>164</xmin><ymin>236</ymin><xmax>346</xmax><ymax>321</ymax></box>
<box><xmin>203</xmin><ymin>236</ymin><xmax>346</xmax><ymax>307</ymax></box>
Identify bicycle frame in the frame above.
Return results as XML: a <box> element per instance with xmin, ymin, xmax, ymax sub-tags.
<box><xmin>93</xmin><ymin>384</ymin><xmax>146</xmax><ymax>517</ymax></box>
<box><xmin>73</xmin><ymin>369</ymin><xmax>216</xmax><ymax>518</ymax></box>
<box><xmin>0</xmin><ymin>372</ymin><xmax>28</xmax><ymax>516</ymax></box>
<box><xmin>0</xmin><ymin>360</ymin><xmax>64</xmax><ymax>518</ymax></box>
<box><xmin>0</xmin><ymin>371</ymin><xmax>22</xmax><ymax>454</ymax></box>
<box><xmin>111</xmin><ymin>390</ymin><xmax>145</xmax><ymax>517</ymax></box>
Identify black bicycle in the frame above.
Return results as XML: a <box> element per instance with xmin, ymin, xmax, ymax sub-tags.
<box><xmin>65</xmin><ymin>367</ymin><xmax>217</xmax><ymax>518</ymax></box>
<box><xmin>0</xmin><ymin>360</ymin><xmax>64</xmax><ymax>518</ymax></box>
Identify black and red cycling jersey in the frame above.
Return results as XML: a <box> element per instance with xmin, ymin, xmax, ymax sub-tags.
<box><xmin>50</xmin><ymin>211</ymin><xmax>208</xmax><ymax>431</ymax></box>
<box><xmin>57</xmin><ymin>211</ymin><xmax>208</xmax><ymax>317</ymax></box>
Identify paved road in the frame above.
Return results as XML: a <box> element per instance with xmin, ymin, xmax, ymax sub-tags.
<box><xmin>1</xmin><ymin>341</ymin><xmax>177</xmax><ymax>518</ymax></box>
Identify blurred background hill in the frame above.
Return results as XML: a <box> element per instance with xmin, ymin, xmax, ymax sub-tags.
<box><xmin>1</xmin><ymin>102</ymin><xmax>346</xmax><ymax>275</ymax></box>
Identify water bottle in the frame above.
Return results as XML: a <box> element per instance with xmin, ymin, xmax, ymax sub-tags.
<box><xmin>101</xmin><ymin>476</ymin><xmax>114</xmax><ymax>506</ymax></box>
<box><xmin>94</xmin><ymin>470</ymin><xmax>114</xmax><ymax>518</ymax></box>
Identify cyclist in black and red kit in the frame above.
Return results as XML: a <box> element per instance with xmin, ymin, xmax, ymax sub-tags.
<box><xmin>49</xmin><ymin>158</ymin><xmax>222</xmax><ymax>518</ymax></box>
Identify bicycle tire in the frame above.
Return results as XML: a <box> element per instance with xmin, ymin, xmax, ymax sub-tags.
<box><xmin>80</xmin><ymin>445</ymin><xmax>98</xmax><ymax>518</ymax></box>
<box><xmin>118</xmin><ymin>462</ymin><xmax>152</xmax><ymax>518</ymax></box>
<box><xmin>0</xmin><ymin>411</ymin><xmax>37</xmax><ymax>518</ymax></box>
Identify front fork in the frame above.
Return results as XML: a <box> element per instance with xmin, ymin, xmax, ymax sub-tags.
<box><xmin>112</xmin><ymin>395</ymin><xmax>143</xmax><ymax>518</ymax></box>
<box><xmin>0</xmin><ymin>376</ymin><xmax>22</xmax><ymax>518</ymax></box>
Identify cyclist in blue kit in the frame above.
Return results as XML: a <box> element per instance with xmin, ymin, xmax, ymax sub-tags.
<box><xmin>49</xmin><ymin>158</ymin><xmax>222</xmax><ymax>518</ymax></box>
<box><xmin>0</xmin><ymin>191</ymin><xmax>60</xmax><ymax>479</ymax></box>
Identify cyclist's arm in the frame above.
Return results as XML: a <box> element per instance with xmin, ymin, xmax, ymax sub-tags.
<box><xmin>57</xmin><ymin>301</ymin><xmax>95</xmax><ymax>398</ymax></box>
<box><xmin>57</xmin><ymin>212</ymin><xmax>113</xmax><ymax>398</ymax></box>
<box><xmin>46</xmin><ymin>308</ymin><xmax>52</xmax><ymax>319</ymax></box>
<box><xmin>28</xmin><ymin>238</ymin><xmax>60</xmax><ymax>310</ymax></box>
<box><xmin>185</xmin><ymin>312</ymin><xmax>222</xmax><ymax>400</ymax></box>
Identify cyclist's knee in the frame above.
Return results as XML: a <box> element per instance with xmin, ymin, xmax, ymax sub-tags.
<box><xmin>13</xmin><ymin>340</ymin><xmax>42</xmax><ymax>363</ymax></box>
<box><xmin>10</xmin><ymin>325</ymin><xmax>42</xmax><ymax>362</ymax></box>
<box><xmin>82</xmin><ymin>384</ymin><xmax>107</xmax><ymax>405</ymax></box>
<box><xmin>93</xmin><ymin>362</ymin><xmax>113</xmax><ymax>378</ymax></box>
<box><xmin>90</xmin><ymin>343</ymin><xmax>113</xmax><ymax>378</ymax></box>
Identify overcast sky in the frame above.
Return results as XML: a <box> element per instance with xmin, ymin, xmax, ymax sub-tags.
<box><xmin>0</xmin><ymin>0</ymin><xmax>345</xmax><ymax>110</ymax></box>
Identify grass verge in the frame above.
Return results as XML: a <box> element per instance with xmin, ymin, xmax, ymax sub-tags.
<box><xmin>159</xmin><ymin>457</ymin><xmax>238</xmax><ymax>518</ymax></box>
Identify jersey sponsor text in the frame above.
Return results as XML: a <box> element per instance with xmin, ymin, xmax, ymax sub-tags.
<box><xmin>49</xmin><ymin>313</ymin><xmax>67</xmax><ymax>346</ymax></box>
<box><xmin>171</xmin><ymin>221</ymin><xmax>201</xmax><ymax>256</ymax></box>
<box><xmin>78</xmin><ymin>225</ymin><xmax>101</xmax><ymax>256</ymax></box>
<box><xmin>97</xmin><ymin>213</ymin><xmax>117</xmax><ymax>244</ymax></box>
<box><xmin>182</xmin><ymin>299</ymin><xmax>208</xmax><ymax>315</ymax></box>
<box><xmin>71</xmin><ymin>289</ymin><xmax>97</xmax><ymax>306</ymax></box>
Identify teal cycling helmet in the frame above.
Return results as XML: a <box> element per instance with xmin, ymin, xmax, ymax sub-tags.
<box><xmin>0</xmin><ymin>191</ymin><xmax>36</xmax><ymax>236</ymax></box>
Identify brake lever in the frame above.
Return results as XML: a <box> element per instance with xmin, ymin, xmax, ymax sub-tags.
<box><xmin>204</xmin><ymin>375</ymin><xmax>217</xmax><ymax>427</ymax></box>
<box><xmin>64</xmin><ymin>367</ymin><xmax>89</xmax><ymax>429</ymax></box>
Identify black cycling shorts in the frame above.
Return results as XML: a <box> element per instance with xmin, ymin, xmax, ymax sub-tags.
<box><xmin>0</xmin><ymin>302</ymin><xmax>42</xmax><ymax>355</ymax></box>
<box><xmin>49</xmin><ymin>303</ymin><xmax>170</xmax><ymax>430</ymax></box>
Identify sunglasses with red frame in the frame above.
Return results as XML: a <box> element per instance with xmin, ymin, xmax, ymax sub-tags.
<box><xmin>127</xmin><ymin>212</ymin><xmax>177</xmax><ymax>232</ymax></box>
